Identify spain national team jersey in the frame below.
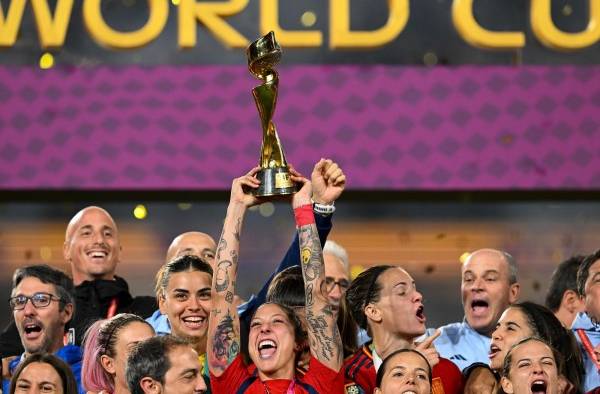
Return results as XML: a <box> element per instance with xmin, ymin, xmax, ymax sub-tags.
<box><xmin>210</xmin><ymin>354</ymin><xmax>344</xmax><ymax>393</ymax></box>
<box><xmin>343</xmin><ymin>343</ymin><xmax>464</xmax><ymax>394</ymax></box>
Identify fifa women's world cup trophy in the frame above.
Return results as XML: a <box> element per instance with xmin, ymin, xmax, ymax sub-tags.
<box><xmin>246</xmin><ymin>31</ymin><xmax>297</xmax><ymax>197</ymax></box>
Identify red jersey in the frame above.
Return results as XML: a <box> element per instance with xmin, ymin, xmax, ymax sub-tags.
<box><xmin>210</xmin><ymin>354</ymin><xmax>344</xmax><ymax>393</ymax></box>
<box><xmin>343</xmin><ymin>344</ymin><xmax>464</xmax><ymax>394</ymax></box>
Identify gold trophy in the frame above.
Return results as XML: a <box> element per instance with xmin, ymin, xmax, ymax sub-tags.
<box><xmin>247</xmin><ymin>31</ymin><xmax>296</xmax><ymax>197</ymax></box>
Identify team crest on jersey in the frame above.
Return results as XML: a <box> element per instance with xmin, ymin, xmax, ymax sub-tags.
<box><xmin>432</xmin><ymin>377</ymin><xmax>446</xmax><ymax>394</ymax></box>
<box><xmin>344</xmin><ymin>383</ymin><xmax>362</xmax><ymax>394</ymax></box>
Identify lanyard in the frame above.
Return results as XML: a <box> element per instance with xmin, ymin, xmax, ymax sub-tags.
<box><xmin>262</xmin><ymin>379</ymin><xmax>296</xmax><ymax>394</ymax></box>
<box><xmin>286</xmin><ymin>380</ymin><xmax>296</xmax><ymax>394</ymax></box>
<box><xmin>106</xmin><ymin>297</ymin><xmax>118</xmax><ymax>319</ymax></box>
<box><xmin>576</xmin><ymin>329</ymin><xmax>600</xmax><ymax>372</ymax></box>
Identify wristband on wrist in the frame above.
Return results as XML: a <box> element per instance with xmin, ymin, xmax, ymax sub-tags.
<box><xmin>294</xmin><ymin>204</ymin><xmax>315</xmax><ymax>226</ymax></box>
<box><xmin>312</xmin><ymin>200</ymin><xmax>336</xmax><ymax>215</ymax></box>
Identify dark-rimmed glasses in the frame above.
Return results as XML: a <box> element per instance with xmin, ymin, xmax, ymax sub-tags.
<box><xmin>9</xmin><ymin>292</ymin><xmax>62</xmax><ymax>310</ymax></box>
<box><xmin>324</xmin><ymin>277</ymin><xmax>350</xmax><ymax>293</ymax></box>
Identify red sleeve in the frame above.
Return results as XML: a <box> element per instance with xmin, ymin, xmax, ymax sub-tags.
<box><xmin>432</xmin><ymin>358</ymin><xmax>464</xmax><ymax>394</ymax></box>
<box><xmin>209</xmin><ymin>354</ymin><xmax>251</xmax><ymax>393</ymax></box>
<box><xmin>301</xmin><ymin>356</ymin><xmax>344</xmax><ymax>393</ymax></box>
<box><xmin>343</xmin><ymin>352</ymin><xmax>376</xmax><ymax>394</ymax></box>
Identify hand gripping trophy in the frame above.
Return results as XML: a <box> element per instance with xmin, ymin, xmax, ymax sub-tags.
<box><xmin>247</xmin><ymin>31</ymin><xmax>297</xmax><ymax>197</ymax></box>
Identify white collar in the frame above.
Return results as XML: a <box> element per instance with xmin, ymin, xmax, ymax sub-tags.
<box><xmin>372</xmin><ymin>348</ymin><xmax>383</xmax><ymax>372</ymax></box>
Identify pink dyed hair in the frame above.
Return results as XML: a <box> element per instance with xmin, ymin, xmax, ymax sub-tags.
<box><xmin>81</xmin><ymin>314</ymin><xmax>154</xmax><ymax>394</ymax></box>
<box><xmin>82</xmin><ymin>319</ymin><xmax>114</xmax><ymax>393</ymax></box>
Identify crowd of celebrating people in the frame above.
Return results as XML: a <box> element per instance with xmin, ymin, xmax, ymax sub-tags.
<box><xmin>1</xmin><ymin>158</ymin><xmax>600</xmax><ymax>394</ymax></box>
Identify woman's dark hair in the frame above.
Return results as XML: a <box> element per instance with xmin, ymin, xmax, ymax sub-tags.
<box><xmin>511</xmin><ymin>302</ymin><xmax>583</xmax><ymax>392</ymax></box>
<box><xmin>267</xmin><ymin>266</ymin><xmax>305</xmax><ymax>308</ymax></box>
<box><xmin>501</xmin><ymin>337</ymin><xmax>563</xmax><ymax>380</ymax></box>
<box><xmin>338</xmin><ymin>295</ymin><xmax>358</xmax><ymax>357</ymax></box>
<box><xmin>375</xmin><ymin>349</ymin><xmax>432</xmax><ymax>388</ymax></box>
<box><xmin>10</xmin><ymin>353</ymin><xmax>78</xmax><ymax>394</ymax></box>
<box><xmin>155</xmin><ymin>254</ymin><xmax>213</xmax><ymax>299</ymax></box>
<box><xmin>345</xmin><ymin>265</ymin><xmax>394</xmax><ymax>332</ymax></box>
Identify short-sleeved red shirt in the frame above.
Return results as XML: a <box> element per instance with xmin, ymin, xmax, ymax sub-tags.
<box><xmin>210</xmin><ymin>354</ymin><xmax>344</xmax><ymax>393</ymax></box>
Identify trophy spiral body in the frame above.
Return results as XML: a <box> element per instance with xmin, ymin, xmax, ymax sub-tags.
<box><xmin>247</xmin><ymin>32</ymin><xmax>296</xmax><ymax>197</ymax></box>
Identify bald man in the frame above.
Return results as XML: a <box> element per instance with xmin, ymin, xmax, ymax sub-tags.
<box><xmin>165</xmin><ymin>232</ymin><xmax>217</xmax><ymax>265</ymax></box>
<box><xmin>0</xmin><ymin>206</ymin><xmax>156</xmax><ymax>358</ymax></box>
<box><xmin>63</xmin><ymin>206</ymin><xmax>122</xmax><ymax>284</ymax></box>
<box><xmin>432</xmin><ymin>248</ymin><xmax>520</xmax><ymax>371</ymax></box>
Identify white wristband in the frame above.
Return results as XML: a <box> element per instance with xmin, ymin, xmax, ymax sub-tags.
<box><xmin>312</xmin><ymin>201</ymin><xmax>336</xmax><ymax>215</ymax></box>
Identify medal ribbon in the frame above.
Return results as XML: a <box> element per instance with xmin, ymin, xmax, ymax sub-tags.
<box><xmin>576</xmin><ymin>329</ymin><xmax>600</xmax><ymax>372</ymax></box>
<box><xmin>286</xmin><ymin>380</ymin><xmax>296</xmax><ymax>394</ymax></box>
<box><xmin>106</xmin><ymin>297</ymin><xmax>118</xmax><ymax>318</ymax></box>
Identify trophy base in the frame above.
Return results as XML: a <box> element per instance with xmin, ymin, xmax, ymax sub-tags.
<box><xmin>254</xmin><ymin>167</ymin><xmax>297</xmax><ymax>197</ymax></box>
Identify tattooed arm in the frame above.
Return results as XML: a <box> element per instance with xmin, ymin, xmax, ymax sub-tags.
<box><xmin>237</xmin><ymin>159</ymin><xmax>345</xmax><ymax>321</ymax></box>
<box><xmin>208</xmin><ymin>168</ymin><xmax>260</xmax><ymax>377</ymax></box>
<box><xmin>291</xmin><ymin>171</ymin><xmax>345</xmax><ymax>372</ymax></box>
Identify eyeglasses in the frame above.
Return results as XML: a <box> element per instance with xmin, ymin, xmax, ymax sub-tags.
<box><xmin>324</xmin><ymin>277</ymin><xmax>350</xmax><ymax>293</ymax></box>
<box><xmin>9</xmin><ymin>292</ymin><xmax>62</xmax><ymax>310</ymax></box>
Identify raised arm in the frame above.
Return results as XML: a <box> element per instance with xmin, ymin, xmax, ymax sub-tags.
<box><xmin>292</xmin><ymin>172</ymin><xmax>344</xmax><ymax>372</ymax></box>
<box><xmin>208</xmin><ymin>168</ymin><xmax>260</xmax><ymax>377</ymax></box>
<box><xmin>238</xmin><ymin>159</ymin><xmax>345</xmax><ymax>320</ymax></box>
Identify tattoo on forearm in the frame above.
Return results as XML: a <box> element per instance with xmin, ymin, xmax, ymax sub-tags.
<box><xmin>210</xmin><ymin>206</ymin><xmax>245</xmax><ymax>376</ymax></box>
<box><xmin>218</xmin><ymin>234</ymin><xmax>227</xmax><ymax>251</ymax></box>
<box><xmin>297</xmin><ymin>221</ymin><xmax>343</xmax><ymax>367</ymax></box>
<box><xmin>305</xmin><ymin>284</ymin><xmax>314</xmax><ymax>307</ymax></box>
<box><xmin>225</xmin><ymin>291</ymin><xmax>234</xmax><ymax>304</ymax></box>
<box><xmin>233</xmin><ymin>217</ymin><xmax>241</xmax><ymax>241</ymax></box>
<box><xmin>215</xmin><ymin>260</ymin><xmax>232</xmax><ymax>292</ymax></box>
<box><xmin>211</xmin><ymin>312</ymin><xmax>239</xmax><ymax>373</ymax></box>
<box><xmin>301</xmin><ymin>247</ymin><xmax>311</xmax><ymax>265</ymax></box>
<box><xmin>306</xmin><ymin>308</ymin><xmax>337</xmax><ymax>361</ymax></box>
<box><xmin>230</xmin><ymin>249</ymin><xmax>238</xmax><ymax>266</ymax></box>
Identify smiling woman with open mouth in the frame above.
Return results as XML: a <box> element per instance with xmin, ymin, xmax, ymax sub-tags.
<box><xmin>206</xmin><ymin>167</ymin><xmax>344</xmax><ymax>393</ymax></box>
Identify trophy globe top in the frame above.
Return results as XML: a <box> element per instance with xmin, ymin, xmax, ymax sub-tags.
<box><xmin>247</xmin><ymin>31</ymin><xmax>282</xmax><ymax>81</ymax></box>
